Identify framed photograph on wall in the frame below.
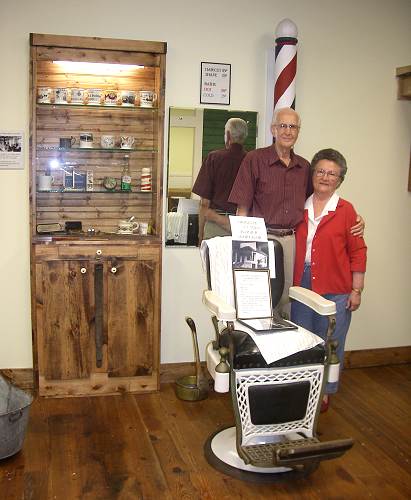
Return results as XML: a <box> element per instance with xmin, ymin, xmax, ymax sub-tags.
<box><xmin>0</xmin><ymin>131</ymin><xmax>24</xmax><ymax>169</ymax></box>
<box><xmin>200</xmin><ymin>62</ymin><xmax>231</xmax><ymax>105</ymax></box>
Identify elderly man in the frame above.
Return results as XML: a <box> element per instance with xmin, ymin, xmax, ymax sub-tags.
<box><xmin>229</xmin><ymin>107</ymin><xmax>364</xmax><ymax>310</ymax></box>
<box><xmin>192</xmin><ymin>118</ymin><xmax>248</xmax><ymax>243</ymax></box>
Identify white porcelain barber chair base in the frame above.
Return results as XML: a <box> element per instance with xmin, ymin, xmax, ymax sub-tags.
<box><xmin>204</xmin><ymin>427</ymin><xmax>317</xmax><ymax>483</ymax></box>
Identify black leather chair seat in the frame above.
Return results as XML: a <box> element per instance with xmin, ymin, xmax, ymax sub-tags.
<box><xmin>220</xmin><ymin>330</ymin><xmax>325</xmax><ymax>370</ymax></box>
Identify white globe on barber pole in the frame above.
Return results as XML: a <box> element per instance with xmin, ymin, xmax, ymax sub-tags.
<box><xmin>274</xmin><ymin>19</ymin><xmax>298</xmax><ymax>111</ymax></box>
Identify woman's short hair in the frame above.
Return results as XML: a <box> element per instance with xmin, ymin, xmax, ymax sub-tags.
<box><xmin>225</xmin><ymin>118</ymin><xmax>248</xmax><ymax>144</ymax></box>
<box><xmin>311</xmin><ymin>148</ymin><xmax>348</xmax><ymax>181</ymax></box>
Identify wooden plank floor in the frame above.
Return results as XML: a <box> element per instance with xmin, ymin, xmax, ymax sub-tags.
<box><xmin>1</xmin><ymin>364</ymin><xmax>410</xmax><ymax>499</ymax></box>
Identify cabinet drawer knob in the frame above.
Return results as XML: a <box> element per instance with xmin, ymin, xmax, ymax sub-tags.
<box><xmin>111</xmin><ymin>267</ymin><xmax>117</xmax><ymax>274</ymax></box>
<box><xmin>80</xmin><ymin>267</ymin><xmax>87</xmax><ymax>274</ymax></box>
<box><xmin>96</xmin><ymin>249</ymin><xmax>102</xmax><ymax>256</ymax></box>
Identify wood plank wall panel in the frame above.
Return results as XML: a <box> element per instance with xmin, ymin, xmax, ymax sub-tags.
<box><xmin>32</xmin><ymin>33</ymin><xmax>166</xmax><ymax>56</ymax></box>
<box><xmin>36</xmin><ymin>61</ymin><xmax>157</xmax><ymax>91</ymax></box>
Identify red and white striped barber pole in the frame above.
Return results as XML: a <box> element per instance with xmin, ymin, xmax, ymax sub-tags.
<box><xmin>265</xmin><ymin>19</ymin><xmax>298</xmax><ymax>145</ymax></box>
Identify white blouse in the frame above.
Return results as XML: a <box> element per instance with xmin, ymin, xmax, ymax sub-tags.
<box><xmin>304</xmin><ymin>193</ymin><xmax>339</xmax><ymax>264</ymax></box>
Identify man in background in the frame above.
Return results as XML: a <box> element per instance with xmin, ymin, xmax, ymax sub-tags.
<box><xmin>192</xmin><ymin>118</ymin><xmax>248</xmax><ymax>243</ymax></box>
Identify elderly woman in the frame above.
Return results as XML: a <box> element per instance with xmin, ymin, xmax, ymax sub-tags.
<box><xmin>291</xmin><ymin>148</ymin><xmax>367</xmax><ymax>411</ymax></box>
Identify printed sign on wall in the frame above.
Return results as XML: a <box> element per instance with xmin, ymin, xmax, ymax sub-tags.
<box><xmin>200</xmin><ymin>62</ymin><xmax>231</xmax><ymax>105</ymax></box>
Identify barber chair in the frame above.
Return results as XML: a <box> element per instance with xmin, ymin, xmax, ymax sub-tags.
<box><xmin>200</xmin><ymin>236</ymin><xmax>353</xmax><ymax>482</ymax></box>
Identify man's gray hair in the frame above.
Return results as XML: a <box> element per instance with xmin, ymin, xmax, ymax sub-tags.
<box><xmin>271</xmin><ymin>107</ymin><xmax>301</xmax><ymax>127</ymax></box>
<box><xmin>225</xmin><ymin>118</ymin><xmax>248</xmax><ymax>144</ymax></box>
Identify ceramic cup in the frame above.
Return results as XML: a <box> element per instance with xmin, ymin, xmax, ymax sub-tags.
<box><xmin>70</xmin><ymin>88</ymin><xmax>88</xmax><ymax>105</ymax></box>
<box><xmin>54</xmin><ymin>87</ymin><xmax>71</xmax><ymax>104</ymax></box>
<box><xmin>101</xmin><ymin>135</ymin><xmax>116</xmax><ymax>149</ymax></box>
<box><xmin>120</xmin><ymin>90</ymin><xmax>136</xmax><ymax>106</ymax></box>
<box><xmin>139</xmin><ymin>222</ymin><xmax>149</xmax><ymax>235</ymax></box>
<box><xmin>118</xmin><ymin>220</ymin><xmax>139</xmax><ymax>233</ymax></box>
<box><xmin>79</xmin><ymin>132</ymin><xmax>94</xmax><ymax>148</ymax></box>
<box><xmin>104</xmin><ymin>90</ymin><xmax>119</xmax><ymax>106</ymax></box>
<box><xmin>139</xmin><ymin>90</ymin><xmax>157</xmax><ymax>108</ymax></box>
<box><xmin>37</xmin><ymin>87</ymin><xmax>53</xmax><ymax>103</ymax></box>
<box><xmin>120</xmin><ymin>136</ymin><xmax>135</xmax><ymax>149</ymax></box>
<box><xmin>59</xmin><ymin>137</ymin><xmax>76</xmax><ymax>148</ymax></box>
<box><xmin>87</xmin><ymin>88</ymin><xmax>103</xmax><ymax>105</ymax></box>
<box><xmin>38</xmin><ymin>175</ymin><xmax>54</xmax><ymax>191</ymax></box>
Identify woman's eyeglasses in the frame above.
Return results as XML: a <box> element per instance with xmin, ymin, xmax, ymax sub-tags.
<box><xmin>315</xmin><ymin>168</ymin><xmax>340</xmax><ymax>179</ymax></box>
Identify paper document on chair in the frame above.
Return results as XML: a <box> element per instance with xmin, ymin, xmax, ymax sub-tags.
<box><xmin>229</xmin><ymin>216</ymin><xmax>267</xmax><ymax>241</ymax></box>
<box><xmin>233</xmin><ymin>269</ymin><xmax>272</xmax><ymax>319</ymax></box>
<box><xmin>235</xmin><ymin>321</ymin><xmax>324</xmax><ymax>364</ymax></box>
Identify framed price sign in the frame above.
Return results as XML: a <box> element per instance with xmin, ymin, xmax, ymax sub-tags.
<box><xmin>200</xmin><ymin>62</ymin><xmax>231</xmax><ymax>105</ymax></box>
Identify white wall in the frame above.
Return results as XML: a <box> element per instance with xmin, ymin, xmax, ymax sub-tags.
<box><xmin>0</xmin><ymin>0</ymin><xmax>410</xmax><ymax>368</ymax></box>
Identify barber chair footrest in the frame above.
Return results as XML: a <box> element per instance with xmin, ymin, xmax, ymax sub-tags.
<box><xmin>241</xmin><ymin>437</ymin><xmax>319</xmax><ymax>468</ymax></box>
<box><xmin>273</xmin><ymin>437</ymin><xmax>353</xmax><ymax>466</ymax></box>
<box><xmin>241</xmin><ymin>436</ymin><xmax>353</xmax><ymax>468</ymax></box>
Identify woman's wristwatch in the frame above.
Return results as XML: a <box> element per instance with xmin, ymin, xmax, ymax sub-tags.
<box><xmin>352</xmin><ymin>288</ymin><xmax>363</xmax><ymax>295</ymax></box>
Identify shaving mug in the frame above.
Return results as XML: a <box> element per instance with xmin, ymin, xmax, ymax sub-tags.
<box><xmin>59</xmin><ymin>137</ymin><xmax>76</xmax><ymax>148</ymax></box>
<box><xmin>120</xmin><ymin>90</ymin><xmax>136</xmax><ymax>106</ymax></box>
<box><xmin>120</xmin><ymin>136</ymin><xmax>135</xmax><ymax>149</ymax></box>
<box><xmin>79</xmin><ymin>132</ymin><xmax>94</xmax><ymax>148</ymax></box>
<box><xmin>37</xmin><ymin>87</ymin><xmax>53</xmax><ymax>103</ymax></box>
<box><xmin>118</xmin><ymin>219</ymin><xmax>139</xmax><ymax>233</ymax></box>
<box><xmin>54</xmin><ymin>87</ymin><xmax>71</xmax><ymax>104</ymax></box>
<box><xmin>71</xmin><ymin>88</ymin><xmax>88</xmax><ymax>104</ymax></box>
<box><xmin>87</xmin><ymin>88</ymin><xmax>103</xmax><ymax>105</ymax></box>
<box><xmin>101</xmin><ymin>135</ymin><xmax>116</xmax><ymax>149</ymax></box>
<box><xmin>139</xmin><ymin>90</ymin><xmax>157</xmax><ymax>108</ymax></box>
<box><xmin>104</xmin><ymin>90</ymin><xmax>119</xmax><ymax>106</ymax></box>
<box><xmin>38</xmin><ymin>174</ymin><xmax>54</xmax><ymax>191</ymax></box>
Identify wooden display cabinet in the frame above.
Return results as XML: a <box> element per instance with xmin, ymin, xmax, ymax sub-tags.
<box><xmin>29</xmin><ymin>34</ymin><xmax>166</xmax><ymax>397</ymax></box>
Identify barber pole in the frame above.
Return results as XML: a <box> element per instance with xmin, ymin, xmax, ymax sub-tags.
<box><xmin>273</xmin><ymin>19</ymin><xmax>298</xmax><ymax>111</ymax></box>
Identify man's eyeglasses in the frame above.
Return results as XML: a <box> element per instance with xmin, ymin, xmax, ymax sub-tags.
<box><xmin>275</xmin><ymin>123</ymin><xmax>300</xmax><ymax>131</ymax></box>
<box><xmin>315</xmin><ymin>168</ymin><xmax>340</xmax><ymax>179</ymax></box>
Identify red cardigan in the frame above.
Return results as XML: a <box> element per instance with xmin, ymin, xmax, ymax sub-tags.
<box><xmin>293</xmin><ymin>198</ymin><xmax>367</xmax><ymax>294</ymax></box>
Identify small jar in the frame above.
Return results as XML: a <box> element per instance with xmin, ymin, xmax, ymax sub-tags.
<box><xmin>140</xmin><ymin>167</ymin><xmax>152</xmax><ymax>192</ymax></box>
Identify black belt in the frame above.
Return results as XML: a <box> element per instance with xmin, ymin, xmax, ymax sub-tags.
<box><xmin>266</xmin><ymin>227</ymin><xmax>295</xmax><ymax>237</ymax></box>
<box><xmin>214</xmin><ymin>209</ymin><xmax>236</xmax><ymax>216</ymax></box>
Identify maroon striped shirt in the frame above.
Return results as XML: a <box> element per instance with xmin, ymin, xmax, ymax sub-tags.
<box><xmin>192</xmin><ymin>143</ymin><xmax>247</xmax><ymax>213</ymax></box>
<box><xmin>228</xmin><ymin>145</ymin><xmax>311</xmax><ymax>228</ymax></box>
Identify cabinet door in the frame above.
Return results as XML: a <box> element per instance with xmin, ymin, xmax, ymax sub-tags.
<box><xmin>107</xmin><ymin>248</ymin><xmax>160</xmax><ymax>381</ymax></box>
<box><xmin>36</xmin><ymin>260</ymin><xmax>94</xmax><ymax>382</ymax></box>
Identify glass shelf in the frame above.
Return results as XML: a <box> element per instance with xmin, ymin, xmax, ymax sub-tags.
<box><xmin>36</xmin><ymin>146</ymin><xmax>157</xmax><ymax>153</ymax></box>
<box><xmin>37</xmin><ymin>102</ymin><xmax>157</xmax><ymax>111</ymax></box>
<box><xmin>37</xmin><ymin>189</ymin><xmax>152</xmax><ymax>194</ymax></box>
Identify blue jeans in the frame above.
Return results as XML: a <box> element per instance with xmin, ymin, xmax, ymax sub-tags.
<box><xmin>291</xmin><ymin>264</ymin><xmax>352</xmax><ymax>394</ymax></box>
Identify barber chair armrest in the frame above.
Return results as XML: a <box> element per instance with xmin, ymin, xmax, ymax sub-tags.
<box><xmin>203</xmin><ymin>290</ymin><xmax>237</xmax><ymax>321</ymax></box>
<box><xmin>289</xmin><ymin>286</ymin><xmax>336</xmax><ymax>316</ymax></box>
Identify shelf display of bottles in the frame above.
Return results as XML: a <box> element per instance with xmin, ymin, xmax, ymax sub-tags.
<box><xmin>31</xmin><ymin>41</ymin><xmax>164</xmax><ymax>237</ymax></box>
